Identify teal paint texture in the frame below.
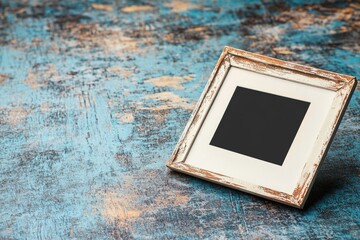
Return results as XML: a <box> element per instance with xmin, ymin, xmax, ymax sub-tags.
<box><xmin>0</xmin><ymin>0</ymin><xmax>359</xmax><ymax>239</ymax></box>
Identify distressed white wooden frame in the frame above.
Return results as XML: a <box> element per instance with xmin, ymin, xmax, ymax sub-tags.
<box><xmin>167</xmin><ymin>46</ymin><xmax>357</xmax><ymax>208</ymax></box>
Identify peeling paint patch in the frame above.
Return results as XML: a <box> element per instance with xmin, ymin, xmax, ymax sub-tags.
<box><xmin>275</xmin><ymin>5</ymin><xmax>358</xmax><ymax>30</ymax></box>
<box><xmin>164</xmin><ymin>0</ymin><xmax>202</xmax><ymax>13</ymax></box>
<box><xmin>143</xmin><ymin>92</ymin><xmax>194</xmax><ymax>111</ymax></box>
<box><xmin>31</xmin><ymin>38</ymin><xmax>42</xmax><ymax>46</ymax></box>
<box><xmin>102</xmin><ymin>191</ymin><xmax>142</xmax><ymax>222</ymax></box>
<box><xmin>164</xmin><ymin>25</ymin><xmax>215</xmax><ymax>43</ymax></box>
<box><xmin>154</xmin><ymin>191</ymin><xmax>190</xmax><ymax>206</ymax></box>
<box><xmin>114</xmin><ymin>112</ymin><xmax>134</xmax><ymax>123</ymax></box>
<box><xmin>40</xmin><ymin>102</ymin><xmax>50</xmax><ymax>113</ymax></box>
<box><xmin>145</xmin><ymin>75</ymin><xmax>192</xmax><ymax>90</ymax></box>
<box><xmin>174</xmin><ymin>193</ymin><xmax>190</xmax><ymax>205</ymax></box>
<box><xmin>24</xmin><ymin>70</ymin><xmax>42</xmax><ymax>89</ymax></box>
<box><xmin>273</xmin><ymin>47</ymin><xmax>294</xmax><ymax>55</ymax></box>
<box><xmin>250</xmin><ymin>26</ymin><xmax>285</xmax><ymax>46</ymax></box>
<box><xmin>91</xmin><ymin>4</ymin><xmax>113</xmax><ymax>11</ymax></box>
<box><xmin>50</xmin><ymin>22</ymin><xmax>153</xmax><ymax>55</ymax></box>
<box><xmin>121</xmin><ymin>5</ymin><xmax>155</xmax><ymax>13</ymax></box>
<box><xmin>0</xmin><ymin>74</ymin><xmax>10</xmax><ymax>84</ymax></box>
<box><xmin>24</xmin><ymin>64</ymin><xmax>58</xmax><ymax>89</ymax></box>
<box><xmin>3</xmin><ymin>107</ymin><xmax>31</xmax><ymax>126</ymax></box>
<box><xmin>107</xmin><ymin>66</ymin><xmax>134</xmax><ymax>77</ymax></box>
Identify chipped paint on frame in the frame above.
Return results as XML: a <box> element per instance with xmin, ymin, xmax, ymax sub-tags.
<box><xmin>167</xmin><ymin>46</ymin><xmax>357</xmax><ymax>208</ymax></box>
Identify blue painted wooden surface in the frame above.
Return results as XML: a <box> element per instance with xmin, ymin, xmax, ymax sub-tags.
<box><xmin>0</xmin><ymin>0</ymin><xmax>359</xmax><ymax>239</ymax></box>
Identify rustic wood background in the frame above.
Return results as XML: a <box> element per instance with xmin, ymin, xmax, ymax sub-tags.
<box><xmin>0</xmin><ymin>0</ymin><xmax>359</xmax><ymax>239</ymax></box>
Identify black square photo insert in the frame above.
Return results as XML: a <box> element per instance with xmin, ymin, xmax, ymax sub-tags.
<box><xmin>210</xmin><ymin>86</ymin><xmax>310</xmax><ymax>166</ymax></box>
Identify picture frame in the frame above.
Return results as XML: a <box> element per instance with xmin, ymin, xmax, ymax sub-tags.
<box><xmin>166</xmin><ymin>46</ymin><xmax>357</xmax><ymax>208</ymax></box>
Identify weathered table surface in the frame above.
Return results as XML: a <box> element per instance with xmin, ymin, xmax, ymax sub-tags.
<box><xmin>0</xmin><ymin>0</ymin><xmax>359</xmax><ymax>239</ymax></box>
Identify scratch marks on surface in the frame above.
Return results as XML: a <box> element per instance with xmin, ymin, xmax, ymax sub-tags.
<box><xmin>145</xmin><ymin>75</ymin><xmax>192</xmax><ymax>90</ymax></box>
<box><xmin>76</xmin><ymin>91</ymin><xmax>95</xmax><ymax>109</ymax></box>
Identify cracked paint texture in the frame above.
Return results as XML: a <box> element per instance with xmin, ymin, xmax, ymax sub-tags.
<box><xmin>0</xmin><ymin>0</ymin><xmax>359</xmax><ymax>239</ymax></box>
